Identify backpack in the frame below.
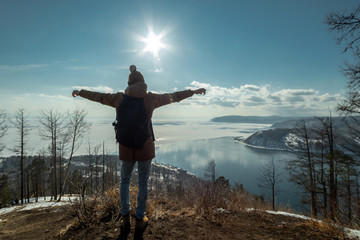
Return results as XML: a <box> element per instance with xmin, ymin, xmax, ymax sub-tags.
<box><xmin>112</xmin><ymin>94</ymin><xmax>154</xmax><ymax>149</ymax></box>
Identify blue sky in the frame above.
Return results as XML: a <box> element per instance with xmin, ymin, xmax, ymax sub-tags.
<box><xmin>1</xmin><ymin>0</ymin><xmax>359</xmax><ymax>121</ymax></box>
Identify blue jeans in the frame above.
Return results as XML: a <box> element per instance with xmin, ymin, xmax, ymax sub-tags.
<box><xmin>120</xmin><ymin>159</ymin><xmax>152</xmax><ymax>219</ymax></box>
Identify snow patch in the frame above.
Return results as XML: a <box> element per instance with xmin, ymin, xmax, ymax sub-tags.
<box><xmin>19</xmin><ymin>201</ymin><xmax>70</xmax><ymax>211</ymax></box>
<box><xmin>216</xmin><ymin>208</ymin><xmax>230</xmax><ymax>213</ymax></box>
<box><xmin>0</xmin><ymin>205</ymin><xmax>22</xmax><ymax>215</ymax></box>
<box><xmin>346</xmin><ymin>229</ymin><xmax>360</xmax><ymax>239</ymax></box>
<box><xmin>0</xmin><ymin>196</ymin><xmax>79</xmax><ymax>215</ymax></box>
<box><xmin>265</xmin><ymin>210</ymin><xmax>311</xmax><ymax>220</ymax></box>
<box><xmin>248</xmin><ymin>209</ymin><xmax>360</xmax><ymax>239</ymax></box>
<box><xmin>285</xmin><ymin>133</ymin><xmax>300</xmax><ymax>148</ymax></box>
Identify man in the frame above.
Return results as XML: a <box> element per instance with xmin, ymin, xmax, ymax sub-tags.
<box><xmin>72</xmin><ymin>65</ymin><xmax>206</xmax><ymax>234</ymax></box>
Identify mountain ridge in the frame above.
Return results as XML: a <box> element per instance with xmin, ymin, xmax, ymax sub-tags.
<box><xmin>210</xmin><ymin>115</ymin><xmax>303</xmax><ymax>124</ymax></box>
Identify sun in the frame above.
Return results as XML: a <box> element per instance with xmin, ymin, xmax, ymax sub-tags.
<box><xmin>142</xmin><ymin>32</ymin><xmax>165</xmax><ymax>58</ymax></box>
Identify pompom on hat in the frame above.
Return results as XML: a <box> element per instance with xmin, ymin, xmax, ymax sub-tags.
<box><xmin>128</xmin><ymin>65</ymin><xmax>145</xmax><ymax>85</ymax></box>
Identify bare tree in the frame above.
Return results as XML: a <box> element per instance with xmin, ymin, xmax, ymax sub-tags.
<box><xmin>326</xmin><ymin>4</ymin><xmax>360</xmax><ymax>223</ymax></box>
<box><xmin>93</xmin><ymin>144</ymin><xmax>101</xmax><ymax>191</ymax></box>
<box><xmin>317</xmin><ymin>115</ymin><xmax>338</xmax><ymax>221</ymax></box>
<box><xmin>104</xmin><ymin>152</ymin><xmax>118</xmax><ymax>188</ymax></box>
<box><xmin>0</xmin><ymin>110</ymin><xmax>8</xmax><ymax>154</ymax></box>
<box><xmin>341</xmin><ymin>117</ymin><xmax>360</xmax><ymax>156</ymax></box>
<box><xmin>204</xmin><ymin>159</ymin><xmax>216</xmax><ymax>184</ymax></box>
<box><xmin>12</xmin><ymin>108</ymin><xmax>31</xmax><ymax>204</ymax></box>
<box><xmin>58</xmin><ymin>132</ymin><xmax>70</xmax><ymax>196</ymax></box>
<box><xmin>286</xmin><ymin>120</ymin><xmax>318</xmax><ymax>217</ymax></box>
<box><xmin>58</xmin><ymin>108</ymin><xmax>90</xmax><ymax>201</ymax></box>
<box><xmin>29</xmin><ymin>157</ymin><xmax>47</xmax><ymax>202</ymax></box>
<box><xmin>258</xmin><ymin>157</ymin><xmax>282</xmax><ymax>211</ymax></box>
<box><xmin>87</xmin><ymin>141</ymin><xmax>94</xmax><ymax>189</ymax></box>
<box><xmin>0</xmin><ymin>174</ymin><xmax>11</xmax><ymax>207</ymax></box>
<box><xmin>39</xmin><ymin>109</ymin><xmax>65</xmax><ymax>200</ymax></box>
<box><xmin>102</xmin><ymin>141</ymin><xmax>105</xmax><ymax>192</ymax></box>
<box><xmin>313</xmin><ymin>129</ymin><xmax>328</xmax><ymax>218</ymax></box>
<box><xmin>355</xmin><ymin>171</ymin><xmax>360</xmax><ymax>222</ymax></box>
<box><xmin>326</xmin><ymin>4</ymin><xmax>360</xmax><ymax>115</ymax></box>
<box><xmin>326</xmin><ymin>5</ymin><xmax>360</xmax><ymax>54</ymax></box>
<box><xmin>336</xmin><ymin>150</ymin><xmax>357</xmax><ymax>224</ymax></box>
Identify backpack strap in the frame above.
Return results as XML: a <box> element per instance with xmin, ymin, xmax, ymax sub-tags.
<box><xmin>147</xmin><ymin>92</ymin><xmax>155</xmax><ymax>142</ymax></box>
<box><xmin>150</xmin><ymin>120</ymin><xmax>155</xmax><ymax>141</ymax></box>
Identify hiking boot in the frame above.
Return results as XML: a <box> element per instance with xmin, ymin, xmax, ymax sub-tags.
<box><xmin>120</xmin><ymin>214</ymin><xmax>130</xmax><ymax>230</ymax></box>
<box><xmin>135</xmin><ymin>216</ymin><xmax>149</xmax><ymax>232</ymax></box>
<box><xmin>117</xmin><ymin>214</ymin><xmax>131</xmax><ymax>240</ymax></box>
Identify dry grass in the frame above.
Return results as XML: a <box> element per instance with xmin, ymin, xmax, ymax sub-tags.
<box><xmin>64</xmin><ymin>176</ymin><xmax>359</xmax><ymax>234</ymax></box>
<box><xmin>146</xmin><ymin>180</ymin><xmax>272</xmax><ymax>219</ymax></box>
<box><xmin>60</xmin><ymin>181</ymin><xmax>358</xmax><ymax>240</ymax></box>
<box><xmin>298</xmin><ymin>219</ymin><xmax>348</xmax><ymax>239</ymax></box>
<box><xmin>65</xmin><ymin>183</ymin><xmax>154</xmax><ymax>226</ymax></box>
<box><xmin>65</xmin><ymin>186</ymin><xmax>122</xmax><ymax>228</ymax></box>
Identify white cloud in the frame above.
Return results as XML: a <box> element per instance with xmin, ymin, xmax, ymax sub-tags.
<box><xmin>37</xmin><ymin>94</ymin><xmax>73</xmax><ymax>101</ymax></box>
<box><xmin>269</xmin><ymin>95</ymin><xmax>282</xmax><ymax>103</ymax></box>
<box><xmin>72</xmin><ymin>85</ymin><xmax>115</xmax><ymax>93</ymax></box>
<box><xmin>17</xmin><ymin>93</ymin><xmax>73</xmax><ymax>102</ymax></box>
<box><xmin>319</xmin><ymin>93</ymin><xmax>339</xmax><ymax>102</ymax></box>
<box><xmin>241</xmin><ymin>84</ymin><xmax>262</xmax><ymax>92</ymax></box>
<box><xmin>0</xmin><ymin>81</ymin><xmax>343</xmax><ymax>123</ymax></box>
<box><xmin>186</xmin><ymin>81</ymin><xmax>342</xmax><ymax>117</ymax></box>
<box><xmin>247</xmin><ymin>96</ymin><xmax>266</xmax><ymax>103</ymax></box>
<box><xmin>286</xmin><ymin>95</ymin><xmax>305</xmax><ymax>103</ymax></box>
<box><xmin>276</xmin><ymin>89</ymin><xmax>319</xmax><ymax>96</ymax></box>
<box><xmin>244</xmin><ymin>96</ymin><xmax>266</xmax><ymax>106</ymax></box>
<box><xmin>0</xmin><ymin>64</ymin><xmax>48</xmax><ymax>71</ymax></box>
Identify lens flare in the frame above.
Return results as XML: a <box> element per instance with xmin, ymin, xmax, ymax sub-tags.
<box><xmin>142</xmin><ymin>31</ymin><xmax>165</xmax><ymax>58</ymax></box>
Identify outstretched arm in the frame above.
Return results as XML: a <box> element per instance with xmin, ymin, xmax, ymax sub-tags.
<box><xmin>153</xmin><ymin>88</ymin><xmax>206</xmax><ymax>109</ymax></box>
<box><xmin>170</xmin><ymin>88</ymin><xmax>206</xmax><ymax>102</ymax></box>
<box><xmin>72</xmin><ymin>89</ymin><xmax>121</xmax><ymax>108</ymax></box>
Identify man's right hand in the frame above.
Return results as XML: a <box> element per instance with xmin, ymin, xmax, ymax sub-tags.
<box><xmin>193</xmin><ymin>88</ymin><xmax>206</xmax><ymax>95</ymax></box>
<box><xmin>72</xmin><ymin>90</ymin><xmax>80</xmax><ymax>97</ymax></box>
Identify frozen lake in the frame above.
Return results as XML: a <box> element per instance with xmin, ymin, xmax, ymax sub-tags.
<box><xmin>154</xmin><ymin>135</ymin><xmax>301</xmax><ymax>211</ymax></box>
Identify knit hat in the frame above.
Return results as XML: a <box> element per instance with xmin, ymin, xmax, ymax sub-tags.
<box><xmin>128</xmin><ymin>65</ymin><xmax>145</xmax><ymax>85</ymax></box>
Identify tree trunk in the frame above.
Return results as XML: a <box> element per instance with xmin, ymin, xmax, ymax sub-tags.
<box><xmin>272</xmin><ymin>184</ymin><xmax>275</xmax><ymax>210</ymax></box>
<box><xmin>58</xmin><ymin>129</ymin><xmax>76</xmax><ymax>202</ymax></box>
<box><xmin>102</xmin><ymin>142</ymin><xmax>105</xmax><ymax>192</ymax></box>
<box><xmin>347</xmin><ymin>166</ymin><xmax>352</xmax><ymax>223</ymax></box>
<box><xmin>303</xmin><ymin>122</ymin><xmax>317</xmax><ymax>218</ymax></box>
<box><xmin>328</xmin><ymin>117</ymin><xmax>337</xmax><ymax>221</ymax></box>
<box><xmin>20</xmin><ymin>114</ymin><xmax>24</xmax><ymax>204</ymax></box>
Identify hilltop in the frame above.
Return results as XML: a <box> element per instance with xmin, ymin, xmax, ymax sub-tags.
<box><xmin>0</xmin><ymin>195</ymin><xmax>358</xmax><ymax>240</ymax></box>
<box><xmin>2</xmin><ymin>117</ymin><xmax>360</xmax><ymax>239</ymax></box>
<box><xmin>0</xmin><ymin>157</ymin><xmax>359</xmax><ymax>239</ymax></box>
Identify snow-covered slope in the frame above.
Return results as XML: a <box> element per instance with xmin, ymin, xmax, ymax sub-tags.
<box><xmin>243</xmin><ymin>128</ymin><xmax>296</xmax><ymax>151</ymax></box>
<box><xmin>243</xmin><ymin>117</ymin><xmax>360</xmax><ymax>153</ymax></box>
